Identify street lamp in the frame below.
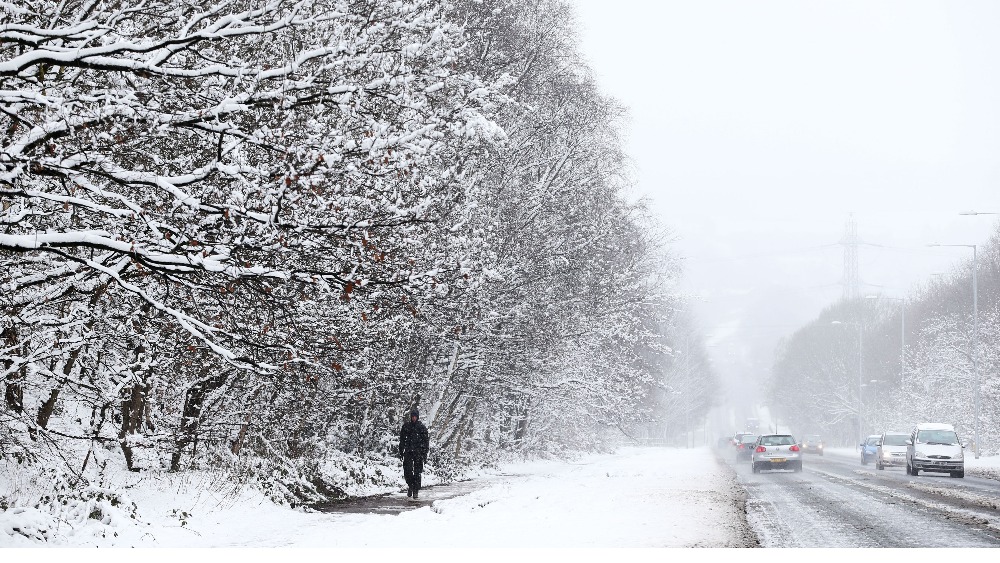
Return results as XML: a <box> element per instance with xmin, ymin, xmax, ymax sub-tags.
<box><xmin>831</xmin><ymin>319</ymin><xmax>864</xmax><ymax>447</ymax></box>
<box><xmin>928</xmin><ymin>243</ymin><xmax>980</xmax><ymax>459</ymax></box>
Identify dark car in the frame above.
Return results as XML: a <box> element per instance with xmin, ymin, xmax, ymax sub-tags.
<box><xmin>732</xmin><ymin>431</ymin><xmax>755</xmax><ymax>448</ymax></box>
<box><xmin>860</xmin><ymin>434</ymin><xmax>881</xmax><ymax>465</ymax></box>
<box><xmin>802</xmin><ymin>434</ymin><xmax>824</xmax><ymax>455</ymax></box>
<box><xmin>736</xmin><ymin>434</ymin><xmax>759</xmax><ymax>461</ymax></box>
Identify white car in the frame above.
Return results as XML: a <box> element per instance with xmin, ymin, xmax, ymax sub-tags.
<box><xmin>876</xmin><ymin>431</ymin><xmax>908</xmax><ymax>470</ymax></box>
<box><xmin>906</xmin><ymin>423</ymin><xmax>965</xmax><ymax>478</ymax></box>
<box><xmin>751</xmin><ymin>434</ymin><xmax>803</xmax><ymax>473</ymax></box>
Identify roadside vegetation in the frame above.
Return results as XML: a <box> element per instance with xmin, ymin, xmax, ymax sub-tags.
<box><xmin>768</xmin><ymin>227</ymin><xmax>1000</xmax><ymax>453</ymax></box>
<box><xmin>0</xmin><ymin>0</ymin><xmax>718</xmax><ymax>533</ymax></box>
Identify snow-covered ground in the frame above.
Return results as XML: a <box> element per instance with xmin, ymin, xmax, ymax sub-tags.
<box><xmin>2</xmin><ymin>447</ymin><xmax>751</xmax><ymax>550</ymax></box>
<box><xmin>9</xmin><ymin>445</ymin><xmax>1000</xmax><ymax>558</ymax></box>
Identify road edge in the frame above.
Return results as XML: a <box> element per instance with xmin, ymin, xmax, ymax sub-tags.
<box><xmin>713</xmin><ymin>448</ymin><xmax>761</xmax><ymax>548</ymax></box>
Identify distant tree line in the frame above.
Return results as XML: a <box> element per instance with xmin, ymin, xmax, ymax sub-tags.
<box><xmin>629</xmin><ymin>310</ymin><xmax>719</xmax><ymax>446</ymax></box>
<box><xmin>768</xmin><ymin>226</ymin><xmax>1000</xmax><ymax>454</ymax></box>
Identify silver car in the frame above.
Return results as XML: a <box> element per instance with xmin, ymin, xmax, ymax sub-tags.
<box><xmin>876</xmin><ymin>431</ymin><xmax>909</xmax><ymax>470</ymax></box>
<box><xmin>751</xmin><ymin>434</ymin><xmax>803</xmax><ymax>473</ymax></box>
<box><xmin>906</xmin><ymin>423</ymin><xmax>965</xmax><ymax>478</ymax></box>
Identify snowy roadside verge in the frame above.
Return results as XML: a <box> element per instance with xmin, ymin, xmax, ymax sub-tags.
<box><xmin>1</xmin><ymin>446</ymin><xmax>753</xmax><ymax>547</ymax></box>
<box><xmin>710</xmin><ymin>447</ymin><xmax>761</xmax><ymax>548</ymax></box>
<box><xmin>965</xmin><ymin>456</ymin><xmax>1000</xmax><ymax>482</ymax></box>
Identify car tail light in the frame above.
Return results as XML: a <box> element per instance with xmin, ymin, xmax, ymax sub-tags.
<box><xmin>756</xmin><ymin>446</ymin><xmax>766</xmax><ymax>453</ymax></box>
<box><xmin>738</xmin><ymin>444</ymin><xmax>745</xmax><ymax>450</ymax></box>
<box><xmin>790</xmin><ymin>445</ymin><xmax>800</xmax><ymax>452</ymax></box>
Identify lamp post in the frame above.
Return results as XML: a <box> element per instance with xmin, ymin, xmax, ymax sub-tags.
<box><xmin>957</xmin><ymin>211</ymin><xmax>999</xmax><ymax>458</ymax></box>
<box><xmin>832</xmin><ymin>319</ymin><xmax>864</xmax><ymax>447</ymax></box>
<box><xmin>928</xmin><ymin>243</ymin><xmax>980</xmax><ymax>459</ymax></box>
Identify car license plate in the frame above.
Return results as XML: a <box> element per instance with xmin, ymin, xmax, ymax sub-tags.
<box><xmin>770</xmin><ymin>458</ymin><xmax>786</xmax><ymax>463</ymax></box>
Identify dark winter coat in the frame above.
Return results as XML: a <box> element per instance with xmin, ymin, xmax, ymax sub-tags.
<box><xmin>399</xmin><ymin>419</ymin><xmax>429</xmax><ymax>460</ymax></box>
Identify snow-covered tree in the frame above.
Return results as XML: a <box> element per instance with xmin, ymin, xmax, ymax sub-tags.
<box><xmin>1</xmin><ymin>0</ymin><xmax>684</xmax><ymax>511</ymax></box>
<box><xmin>1</xmin><ymin>0</ymin><xmax>500</xmax><ymax>479</ymax></box>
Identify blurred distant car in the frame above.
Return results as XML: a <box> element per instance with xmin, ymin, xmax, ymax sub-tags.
<box><xmin>751</xmin><ymin>434</ymin><xmax>802</xmax><ymax>473</ymax></box>
<box><xmin>801</xmin><ymin>434</ymin><xmax>824</xmax><ymax>455</ymax></box>
<box><xmin>732</xmin><ymin>431</ymin><xmax>755</xmax><ymax>448</ymax></box>
<box><xmin>876</xmin><ymin>431</ymin><xmax>909</xmax><ymax>470</ymax></box>
<box><xmin>860</xmin><ymin>434</ymin><xmax>881</xmax><ymax>465</ymax></box>
<box><xmin>736</xmin><ymin>434</ymin><xmax>759</xmax><ymax>462</ymax></box>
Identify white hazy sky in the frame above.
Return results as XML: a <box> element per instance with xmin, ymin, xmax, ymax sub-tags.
<box><xmin>571</xmin><ymin>0</ymin><xmax>1000</xmax><ymax>392</ymax></box>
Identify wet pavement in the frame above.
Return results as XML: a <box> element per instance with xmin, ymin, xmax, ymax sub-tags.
<box><xmin>309</xmin><ymin>474</ymin><xmax>513</xmax><ymax>516</ymax></box>
<box><xmin>723</xmin><ymin>447</ymin><xmax>1000</xmax><ymax>547</ymax></box>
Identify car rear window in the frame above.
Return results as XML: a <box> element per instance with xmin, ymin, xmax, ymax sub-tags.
<box><xmin>760</xmin><ymin>435</ymin><xmax>794</xmax><ymax>446</ymax></box>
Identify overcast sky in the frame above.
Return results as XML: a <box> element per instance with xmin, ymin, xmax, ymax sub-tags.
<box><xmin>571</xmin><ymin>0</ymin><xmax>1000</xmax><ymax>393</ymax></box>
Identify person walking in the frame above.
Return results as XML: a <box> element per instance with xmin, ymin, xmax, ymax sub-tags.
<box><xmin>399</xmin><ymin>408</ymin><xmax>429</xmax><ymax>500</ymax></box>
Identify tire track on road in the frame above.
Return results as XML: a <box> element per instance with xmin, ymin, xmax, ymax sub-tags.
<box><xmin>807</xmin><ymin>465</ymin><xmax>1000</xmax><ymax>540</ymax></box>
<box><xmin>726</xmin><ymin>452</ymin><xmax>1000</xmax><ymax>547</ymax></box>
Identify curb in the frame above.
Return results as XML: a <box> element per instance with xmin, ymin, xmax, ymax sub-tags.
<box><xmin>712</xmin><ymin>448</ymin><xmax>761</xmax><ymax>548</ymax></box>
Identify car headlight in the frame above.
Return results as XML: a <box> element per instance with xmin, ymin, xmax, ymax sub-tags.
<box><xmin>956</xmin><ymin>450</ymin><xmax>964</xmax><ymax>460</ymax></box>
<box><xmin>914</xmin><ymin>451</ymin><xmax>925</xmax><ymax>458</ymax></box>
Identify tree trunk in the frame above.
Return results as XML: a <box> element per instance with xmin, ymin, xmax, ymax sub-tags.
<box><xmin>452</xmin><ymin>398</ymin><xmax>477</xmax><ymax>460</ymax></box>
<box><xmin>119</xmin><ymin>382</ymin><xmax>148</xmax><ymax>472</ymax></box>
<box><xmin>231</xmin><ymin>414</ymin><xmax>251</xmax><ymax>455</ymax></box>
<box><xmin>36</xmin><ymin>387</ymin><xmax>60</xmax><ymax>428</ymax></box>
<box><xmin>170</xmin><ymin>373</ymin><xmax>228</xmax><ymax>472</ymax></box>
<box><xmin>3</xmin><ymin>378</ymin><xmax>23</xmax><ymax>414</ymax></box>
<box><xmin>513</xmin><ymin>401</ymin><xmax>530</xmax><ymax>446</ymax></box>
<box><xmin>427</xmin><ymin>340</ymin><xmax>461</xmax><ymax>429</ymax></box>
<box><xmin>1</xmin><ymin>325</ymin><xmax>24</xmax><ymax>414</ymax></box>
<box><xmin>38</xmin><ymin>284</ymin><xmax>108</xmax><ymax>429</ymax></box>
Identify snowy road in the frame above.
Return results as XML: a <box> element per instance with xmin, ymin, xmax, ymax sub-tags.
<box><xmin>724</xmin><ymin>447</ymin><xmax>1000</xmax><ymax>547</ymax></box>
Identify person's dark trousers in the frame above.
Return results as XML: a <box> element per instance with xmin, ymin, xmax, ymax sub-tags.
<box><xmin>403</xmin><ymin>452</ymin><xmax>424</xmax><ymax>494</ymax></box>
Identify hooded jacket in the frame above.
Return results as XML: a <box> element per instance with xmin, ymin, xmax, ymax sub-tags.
<box><xmin>399</xmin><ymin>410</ymin><xmax>429</xmax><ymax>459</ymax></box>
